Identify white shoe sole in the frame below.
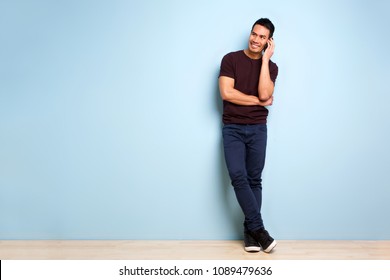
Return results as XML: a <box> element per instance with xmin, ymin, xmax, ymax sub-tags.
<box><xmin>263</xmin><ymin>240</ymin><xmax>277</xmax><ymax>253</ymax></box>
<box><xmin>245</xmin><ymin>246</ymin><xmax>261</xmax><ymax>252</ymax></box>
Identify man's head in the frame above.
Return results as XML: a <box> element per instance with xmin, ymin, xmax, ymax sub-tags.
<box><xmin>247</xmin><ymin>18</ymin><xmax>275</xmax><ymax>56</ymax></box>
<box><xmin>252</xmin><ymin>18</ymin><xmax>275</xmax><ymax>38</ymax></box>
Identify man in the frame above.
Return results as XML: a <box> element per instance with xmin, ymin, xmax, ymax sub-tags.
<box><xmin>219</xmin><ymin>18</ymin><xmax>278</xmax><ymax>253</ymax></box>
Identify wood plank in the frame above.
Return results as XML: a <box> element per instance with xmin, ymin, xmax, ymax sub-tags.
<box><xmin>1</xmin><ymin>240</ymin><xmax>389</xmax><ymax>260</ymax></box>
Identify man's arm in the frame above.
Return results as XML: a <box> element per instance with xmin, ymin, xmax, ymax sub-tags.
<box><xmin>258</xmin><ymin>38</ymin><xmax>275</xmax><ymax>101</ymax></box>
<box><xmin>219</xmin><ymin>76</ymin><xmax>273</xmax><ymax>106</ymax></box>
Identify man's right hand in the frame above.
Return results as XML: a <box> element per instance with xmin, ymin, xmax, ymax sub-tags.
<box><xmin>259</xmin><ymin>96</ymin><xmax>273</xmax><ymax>107</ymax></box>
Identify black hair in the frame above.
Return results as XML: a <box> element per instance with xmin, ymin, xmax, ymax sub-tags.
<box><xmin>252</xmin><ymin>18</ymin><xmax>275</xmax><ymax>38</ymax></box>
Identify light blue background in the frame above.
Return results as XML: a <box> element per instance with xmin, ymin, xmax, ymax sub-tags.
<box><xmin>1</xmin><ymin>0</ymin><xmax>389</xmax><ymax>240</ymax></box>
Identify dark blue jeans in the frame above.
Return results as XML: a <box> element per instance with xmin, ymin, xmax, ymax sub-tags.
<box><xmin>222</xmin><ymin>124</ymin><xmax>267</xmax><ymax>232</ymax></box>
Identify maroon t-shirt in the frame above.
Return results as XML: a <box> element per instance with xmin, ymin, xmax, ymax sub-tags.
<box><xmin>219</xmin><ymin>50</ymin><xmax>278</xmax><ymax>124</ymax></box>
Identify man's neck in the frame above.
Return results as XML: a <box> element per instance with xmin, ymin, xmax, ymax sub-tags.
<box><xmin>244</xmin><ymin>49</ymin><xmax>262</xmax><ymax>60</ymax></box>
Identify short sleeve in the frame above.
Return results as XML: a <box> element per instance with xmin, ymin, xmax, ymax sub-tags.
<box><xmin>269</xmin><ymin>61</ymin><xmax>278</xmax><ymax>83</ymax></box>
<box><xmin>219</xmin><ymin>53</ymin><xmax>235</xmax><ymax>79</ymax></box>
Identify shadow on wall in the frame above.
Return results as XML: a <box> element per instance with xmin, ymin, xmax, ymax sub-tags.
<box><xmin>214</xmin><ymin>69</ymin><xmax>243</xmax><ymax>239</ymax></box>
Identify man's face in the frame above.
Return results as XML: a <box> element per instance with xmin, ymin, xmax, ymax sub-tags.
<box><xmin>248</xmin><ymin>24</ymin><xmax>270</xmax><ymax>54</ymax></box>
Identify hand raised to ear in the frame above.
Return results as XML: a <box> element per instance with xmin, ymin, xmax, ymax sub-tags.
<box><xmin>263</xmin><ymin>38</ymin><xmax>275</xmax><ymax>62</ymax></box>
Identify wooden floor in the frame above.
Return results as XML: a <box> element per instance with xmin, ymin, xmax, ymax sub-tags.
<box><xmin>1</xmin><ymin>240</ymin><xmax>389</xmax><ymax>260</ymax></box>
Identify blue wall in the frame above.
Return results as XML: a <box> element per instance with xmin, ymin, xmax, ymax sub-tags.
<box><xmin>1</xmin><ymin>0</ymin><xmax>389</xmax><ymax>240</ymax></box>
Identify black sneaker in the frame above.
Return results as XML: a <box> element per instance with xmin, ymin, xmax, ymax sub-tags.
<box><xmin>244</xmin><ymin>231</ymin><xmax>261</xmax><ymax>252</ymax></box>
<box><xmin>249</xmin><ymin>228</ymin><xmax>277</xmax><ymax>253</ymax></box>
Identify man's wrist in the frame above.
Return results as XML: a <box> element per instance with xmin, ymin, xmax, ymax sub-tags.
<box><xmin>262</xmin><ymin>56</ymin><xmax>270</xmax><ymax>63</ymax></box>
<box><xmin>254</xmin><ymin>96</ymin><xmax>262</xmax><ymax>105</ymax></box>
